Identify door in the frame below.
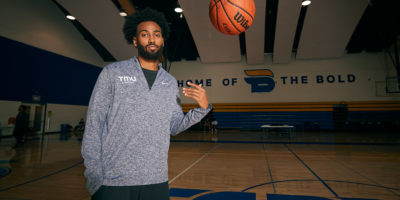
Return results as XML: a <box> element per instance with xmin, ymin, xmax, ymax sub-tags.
<box><xmin>21</xmin><ymin>103</ymin><xmax>45</xmax><ymax>134</ymax></box>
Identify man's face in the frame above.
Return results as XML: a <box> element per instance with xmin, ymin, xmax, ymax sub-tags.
<box><xmin>133</xmin><ymin>21</ymin><xmax>164</xmax><ymax>61</ymax></box>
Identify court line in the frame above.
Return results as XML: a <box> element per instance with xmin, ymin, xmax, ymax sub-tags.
<box><xmin>0</xmin><ymin>160</ymin><xmax>83</xmax><ymax>192</ymax></box>
<box><xmin>285</xmin><ymin>144</ymin><xmax>339</xmax><ymax>198</ymax></box>
<box><xmin>169</xmin><ymin>145</ymin><xmax>218</xmax><ymax>184</ymax></box>
<box><xmin>262</xmin><ymin>144</ymin><xmax>276</xmax><ymax>193</ymax></box>
<box><xmin>241</xmin><ymin>179</ymin><xmax>400</xmax><ymax>192</ymax></box>
<box><xmin>307</xmin><ymin>145</ymin><xmax>400</xmax><ymax>198</ymax></box>
<box><xmin>171</xmin><ymin>139</ymin><xmax>399</xmax><ymax>146</ymax></box>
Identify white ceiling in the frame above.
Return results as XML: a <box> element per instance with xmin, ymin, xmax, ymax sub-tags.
<box><xmin>56</xmin><ymin>0</ymin><xmax>371</xmax><ymax>64</ymax></box>
<box><xmin>57</xmin><ymin>0</ymin><xmax>137</xmax><ymax>61</ymax></box>
<box><xmin>0</xmin><ymin>0</ymin><xmax>390</xmax><ymax>67</ymax></box>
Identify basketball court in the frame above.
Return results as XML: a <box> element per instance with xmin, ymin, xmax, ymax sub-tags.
<box><xmin>0</xmin><ymin>130</ymin><xmax>399</xmax><ymax>200</ymax></box>
<box><xmin>1</xmin><ymin>1</ymin><xmax>400</xmax><ymax>199</ymax></box>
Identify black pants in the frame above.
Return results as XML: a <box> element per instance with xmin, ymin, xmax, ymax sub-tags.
<box><xmin>13</xmin><ymin>130</ymin><xmax>25</xmax><ymax>146</ymax></box>
<box><xmin>92</xmin><ymin>182</ymin><xmax>170</xmax><ymax>200</ymax></box>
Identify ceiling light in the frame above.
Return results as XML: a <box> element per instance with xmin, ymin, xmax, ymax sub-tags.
<box><xmin>119</xmin><ymin>11</ymin><xmax>127</xmax><ymax>17</ymax></box>
<box><xmin>174</xmin><ymin>7</ymin><xmax>183</xmax><ymax>13</ymax></box>
<box><xmin>66</xmin><ymin>15</ymin><xmax>76</xmax><ymax>20</ymax></box>
<box><xmin>302</xmin><ymin>0</ymin><xmax>311</xmax><ymax>6</ymax></box>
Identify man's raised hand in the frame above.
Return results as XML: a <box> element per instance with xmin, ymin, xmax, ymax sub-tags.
<box><xmin>182</xmin><ymin>82</ymin><xmax>209</xmax><ymax>109</ymax></box>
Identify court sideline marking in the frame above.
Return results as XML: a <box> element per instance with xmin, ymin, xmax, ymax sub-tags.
<box><xmin>307</xmin><ymin>145</ymin><xmax>400</xmax><ymax>198</ymax></box>
<box><xmin>0</xmin><ymin>160</ymin><xmax>83</xmax><ymax>192</ymax></box>
<box><xmin>169</xmin><ymin>144</ymin><xmax>219</xmax><ymax>184</ymax></box>
<box><xmin>285</xmin><ymin>144</ymin><xmax>339</xmax><ymax>198</ymax></box>
<box><xmin>262</xmin><ymin>143</ymin><xmax>276</xmax><ymax>193</ymax></box>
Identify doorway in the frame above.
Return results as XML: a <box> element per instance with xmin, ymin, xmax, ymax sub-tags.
<box><xmin>21</xmin><ymin>103</ymin><xmax>45</xmax><ymax>135</ymax></box>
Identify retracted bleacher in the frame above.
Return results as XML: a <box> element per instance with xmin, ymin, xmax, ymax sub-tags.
<box><xmin>182</xmin><ymin>101</ymin><xmax>400</xmax><ymax>131</ymax></box>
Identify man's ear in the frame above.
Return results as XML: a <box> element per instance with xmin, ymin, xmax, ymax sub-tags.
<box><xmin>133</xmin><ymin>37</ymin><xmax>137</xmax><ymax>47</ymax></box>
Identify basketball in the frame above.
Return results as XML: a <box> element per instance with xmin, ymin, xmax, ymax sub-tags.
<box><xmin>209</xmin><ymin>0</ymin><xmax>256</xmax><ymax>35</ymax></box>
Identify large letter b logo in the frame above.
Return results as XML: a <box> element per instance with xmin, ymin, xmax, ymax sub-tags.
<box><xmin>245</xmin><ymin>77</ymin><xmax>275</xmax><ymax>93</ymax></box>
<box><xmin>244</xmin><ymin>69</ymin><xmax>275</xmax><ymax>93</ymax></box>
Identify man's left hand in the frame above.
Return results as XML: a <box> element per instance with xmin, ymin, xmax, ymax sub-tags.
<box><xmin>183</xmin><ymin>82</ymin><xmax>209</xmax><ymax>109</ymax></box>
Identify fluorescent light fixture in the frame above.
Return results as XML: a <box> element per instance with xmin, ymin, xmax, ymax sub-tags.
<box><xmin>119</xmin><ymin>11</ymin><xmax>127</xmax><ymax>17</ymax></box>
<box><xmin>66</xmin><ymin>15</ymin><xmax>76</xmax><ymax>20</ymax></box>
<box><xmin>174</xmin><ymin>7</ymin><xmax>183</xmax><ymax>13</ymax></box>
<box><xmin>302</xmin><ymin>0</ymin><xmax>311</xmax><ymax>6</ymax></box>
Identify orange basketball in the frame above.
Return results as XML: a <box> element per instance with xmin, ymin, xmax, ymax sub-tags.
<box><xmin>209</xmin><ymin>0</ymin><xmax>256</xmax><ymax>35</ymax></box>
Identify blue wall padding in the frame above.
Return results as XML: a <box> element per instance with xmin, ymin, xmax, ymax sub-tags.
<box><xmin>0</xmin><ymin>36</ymin><xmax>101</xmax><ymax>105</ymax></box>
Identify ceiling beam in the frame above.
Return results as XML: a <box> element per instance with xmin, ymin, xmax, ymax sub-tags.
<box><xmin>245</xmin><ymin>0</ymin><xmax>267</xmax><ymax>65</ymax></box>
<box><xmin>296</xmin><ymin>0</ymin><xmax>370</xmax><ymax>59</ymax></box>
<box><xmin>273</xmin><ymin>0</ymin><xmax>302</xmax><ymax>63</ymax></box>
<box><xmin>56</xmin><ymin>0</ymin><xmax>137</xmax><ymax>61</ymax></box>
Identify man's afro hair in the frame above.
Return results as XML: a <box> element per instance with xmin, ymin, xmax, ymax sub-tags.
<box><xmin>123</xmin><ymin>7</ymin><xmax>171</xmax><ymax>44</ymax></box>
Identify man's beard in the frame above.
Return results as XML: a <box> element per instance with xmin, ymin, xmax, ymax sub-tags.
<box><xmin>137</xmin><ymin>43</ymin><xmax>164</xmax><ymax>61</ymax></box>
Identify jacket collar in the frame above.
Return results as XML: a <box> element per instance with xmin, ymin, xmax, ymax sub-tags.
<box><xmin>133</xmin><ymin>56</ymin><xmax>164</xmax><ymax>72</ymax></box>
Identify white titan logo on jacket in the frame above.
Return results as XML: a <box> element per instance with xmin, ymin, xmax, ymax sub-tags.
<box><xmin>118</xmin><ymin>76</ymin><xmax>136</xmax><ymax>83</ymax></box>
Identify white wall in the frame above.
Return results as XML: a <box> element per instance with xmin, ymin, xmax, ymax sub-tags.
<box><xmin>0</xmin><ymin>0</ymin><xmax>106</xmax><ymax>67</ymax></box>
<box><xmin>0</xmin><ymin>100</ymin><xmax>21</xmax><ymax>136</ymax></box>
<box><xmin>0</xmin><ymin>100</ymin><xmax>20</xmax><ymax>126</ymax></box>
<box><xmin>46</xmin><ymin>104</ymin><xmax>88</xmax><ymax>132</ymax></box>
<box><xmin>170</xmin><ymin>52</ymin><xmax>400</xmax><ymax>104</ymax></box>
<box><xmin>1</xmin><ymin>52</ymin><xmax>398</xmax><ymax>135</ymax></box>
<box><xmin>0</xmin><ymin>101</ymin><xmax>87</xmax><ymax>135</ymax></box>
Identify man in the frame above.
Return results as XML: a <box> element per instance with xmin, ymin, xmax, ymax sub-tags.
<box><xmin>13</xmin><ymin>105</ymin><xmax>29</xmax><ymax>148</ymax></box>
<box><xmin>82</xmin><ymin>8</ymin><xmax>211</xmax><ymax>200</ymax></box>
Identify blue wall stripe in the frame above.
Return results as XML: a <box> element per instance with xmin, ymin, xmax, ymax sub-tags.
<box><xmin>0</xmin><ymin>36</ymin><xmax>101</xmax><ymax>105</ymax></box>
<box><xmin>210</xmin><ymin>110</ymin><xmax>400</xmax><ymax>130</ymax></box>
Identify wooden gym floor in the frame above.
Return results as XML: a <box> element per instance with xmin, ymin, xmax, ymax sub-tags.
<box><xmin>0</xmin><ymin>129</ymin><xmax>399</xmax><ymax>200</ymax></box>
